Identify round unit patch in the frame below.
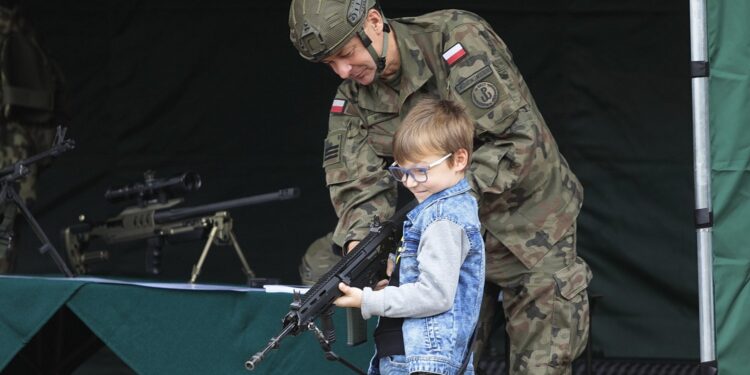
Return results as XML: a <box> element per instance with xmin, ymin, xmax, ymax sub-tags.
<box><xmin>471</xmin><ymin>82</ymin><xmax>498</xmax><ymax>109</ymax></box>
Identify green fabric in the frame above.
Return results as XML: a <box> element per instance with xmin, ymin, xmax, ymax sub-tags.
<box><xmin>0</xmin><ymin>276</ymin><xmax>374</xmax><ymax>374</ymax></box>
<box><xmin>708</xmin><ymin>1</ymin><xmax>750</xmax><ymax>375</ymax></box>
<box><xmin>0</xmin><ymin>276</ymin><xmax>87</xmax><ymax>369</ymax></box>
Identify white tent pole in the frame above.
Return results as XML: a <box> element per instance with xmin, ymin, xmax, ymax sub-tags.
<box><xmin>689</xmin><ymin>0</ymin><xmax>717</xmax><ymax>372</ymax></box>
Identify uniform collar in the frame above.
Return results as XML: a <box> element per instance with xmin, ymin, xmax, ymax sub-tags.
<box><xmin>356</xmin><ymin>20</ymin><xmax>434</xmax><ymax>114</ymax></box>
<box><xmin>406</xmin><ymin>178</ymin><xmax>471</xmax><ymax>221</ymax></box>
<box><xmin>390</xmin><ymin>20</ymin><xmax>433</xmax><ymax>106</ymax></box>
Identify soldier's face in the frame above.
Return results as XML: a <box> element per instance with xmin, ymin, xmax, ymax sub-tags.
<box><xmin>322</xmin><ymin>27</ymin><xmax>383</xmax><ymax>85</ymax></box>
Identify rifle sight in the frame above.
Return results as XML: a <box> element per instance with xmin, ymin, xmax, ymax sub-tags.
<box><xmin>104</xmin><ymin>171</ymin><xmax>202</xmax><ymax>205</ymax></box>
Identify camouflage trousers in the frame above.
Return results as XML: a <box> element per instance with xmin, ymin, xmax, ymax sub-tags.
<box><xmin>0</xmin><ymin>122</ymin><xmax>55</xmax><ymax>273</ymax></box>
<box><xmin>299</xmin><ymin>232</ymin><xmax>341</xmax><ymax>285</ymax></box>
<box><xmin>474</xmin><ymin>223</ymin><xmax>591</xmax><ymax>375</ymax></box>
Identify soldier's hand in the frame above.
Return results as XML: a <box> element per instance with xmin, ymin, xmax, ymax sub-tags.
<box><xmin>334</xmin><ymin>282</ymin><xmax>363</xmax><ymax>308</ymax></box>
<box><xmin>346</xmin><ymin>240</ymin><xmax>360</xmax><ymax>253</ymax></box>
<box><xmin>373</xmin><ymin>279</ymin><xmax>389</xmax><ymax>291</ymax></box>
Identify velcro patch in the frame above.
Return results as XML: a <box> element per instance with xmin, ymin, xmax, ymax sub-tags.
<box><xmin>330</xmin><ymin>99</ymin><xmax>347</xmax><ymax>114</ymax></box>
<box><xmin>442</xmin><ymin>43</ymin><xmax>467</xmax><ymax>66</ymax></box>
<box><xmin>323</xmin><ymin>135</ymin><xmax>342</xmax><ymax>163</ymax></box>
<box><xmin>471</xmin><ymin>82</ymin><xmax>499</xmax><ymax>109</ymax></box>
<box><xmin>456</xmin><ymin>65</ymin><xmax>493</xmax><ymax>94</ymax></box>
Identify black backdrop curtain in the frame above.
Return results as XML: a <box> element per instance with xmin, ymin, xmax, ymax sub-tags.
<box><xmin>14</xmin><ymin>0</ymin><xmax>695</xmax><ymax>360</ymax></box>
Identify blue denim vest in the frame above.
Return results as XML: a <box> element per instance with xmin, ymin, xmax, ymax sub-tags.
<box><xmin>370</xmin><ymin>178</ymin><xmax>485</xmax><ymax>375</ymax></box>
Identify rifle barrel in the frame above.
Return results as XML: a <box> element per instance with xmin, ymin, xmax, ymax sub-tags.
<box><xmin>0</xmin><ymin>141</ymin><xmax>74</xmax><ymax>178</ymax></box>
<box><xmin>153</xmin><ymin>187</ymin><xmax>300</xmax><ymax>223</ymax></box>
<box><xmin>245</xmin><ymin>323</ymin><xmax>296</xmax><ymax>371</ymax></box>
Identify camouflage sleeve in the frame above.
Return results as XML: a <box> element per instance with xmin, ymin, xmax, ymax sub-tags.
<box><xmin>443</xmin><ymin>19</ymin><xmax>539</xmax><ymax>200</ymax></box>
<box><xmin>323</xmin><ymin>93</ymin><xmax>397</xmax><ymax>247</ymax></box>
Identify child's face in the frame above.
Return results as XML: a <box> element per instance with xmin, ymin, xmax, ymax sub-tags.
<box><xmin>395</xmin><ymin>152</ymin><xmax>465</xmax><ymax>203</ymax></box>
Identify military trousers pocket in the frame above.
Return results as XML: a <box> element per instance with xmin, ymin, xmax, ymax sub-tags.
<box><xmin>549</xmin><ymin>259</ymin><xmax>591</xmax><ymax>367</ymax></box>
<box><xmin>553</xmin><ymin>259</ymin><xmax>591</xmax><ymax>300</ymax></box>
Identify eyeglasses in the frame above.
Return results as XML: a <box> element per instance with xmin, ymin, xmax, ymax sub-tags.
<box><xmin>388</xmin><ymin>153</ymin><xmax>452</xmax><ymax>183</ymax></box>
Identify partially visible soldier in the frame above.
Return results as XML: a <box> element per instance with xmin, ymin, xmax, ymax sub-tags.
<box><xmin>298</xmin><ymin>232</ymin><xmax>341</xmax><ymax>286</ymax></box>
<box><xmin>0</xmin><ymin>2</ymin><xmax>66</xmax><ymax>273</ymax></box>
<box><xmin>289</xmin><ymin>1</ymin><xmax>592</xmax><ymax>374</ymax></box>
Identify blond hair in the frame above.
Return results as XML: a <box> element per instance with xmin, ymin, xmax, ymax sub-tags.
<box><xmin>393</xmin><ymin>98</ymin><xmax>474</xmax><ymax>168</ymax></box>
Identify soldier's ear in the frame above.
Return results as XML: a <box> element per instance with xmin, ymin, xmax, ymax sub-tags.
<box><xmin>452</xmin><ymin>149</ymin><xmax>469</xmax><ymax>171</ymax></box>
<box><xmin>365</xmin><ymin>8</ymin><xmax>383</xmax><ymax>32</ymax></box>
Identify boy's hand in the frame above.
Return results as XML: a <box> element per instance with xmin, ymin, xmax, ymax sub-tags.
<box><xmin>333</xmin><ymin>282</ymin><xmax>363</xmax><ymax>308</ymax></box>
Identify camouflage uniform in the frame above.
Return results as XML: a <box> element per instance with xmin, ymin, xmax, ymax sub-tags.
<box><xmin>321</xmin><ymin>10</ymin><xmax>592</xmax><ymax>374</ymax></box>
<box><xmin>0</xmin><ymin>6</ymin><xmax>60</xmax><ymax>273</ymax></box>
<box><xmin>0</xmin><ymin>122</ymin><xmax>54</xmax><ymax>273</ymax></box>
<box><xmin>298</xmin><ymin>232</ymin><xmax>342</xmax><ymax>286</ymax></box>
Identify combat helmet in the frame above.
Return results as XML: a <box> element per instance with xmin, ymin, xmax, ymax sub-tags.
<box><xmin>289</xmin><ymin>0</ymin><xmax>390</xmax><ymax>74</ymax></box>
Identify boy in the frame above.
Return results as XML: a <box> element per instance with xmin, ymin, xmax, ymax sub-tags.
<box><xmin>334</xmin><ymin>98</ymin><xmax>485</xmax><ymax>375</ymax></box>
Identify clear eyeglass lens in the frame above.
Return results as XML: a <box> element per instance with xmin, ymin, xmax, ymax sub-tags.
<box><xmin>411</xmin><ymin>169</ymin><xmax>428</xmax><ymax>182</ymax></box>
<box><xmin>389</xmin><ymin>168</ymin><xmax>405</xmax><ymax>181</ymax></box>
<box><xmin>389</xmin><ymin>167</ymin><xmax>430</xmax><ymax>183</ymax></box>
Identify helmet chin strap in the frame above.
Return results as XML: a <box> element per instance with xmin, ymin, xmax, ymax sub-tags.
<box><xmin>356</xmin><ymin>21</ymin><xmax>390</xmax><ymax>79</ymax></box>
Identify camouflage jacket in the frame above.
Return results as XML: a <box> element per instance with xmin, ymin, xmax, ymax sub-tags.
<box><xmin>323</xmin><ymin>9</ymin><xmax>582</xmax><ymax>268</ymax></box>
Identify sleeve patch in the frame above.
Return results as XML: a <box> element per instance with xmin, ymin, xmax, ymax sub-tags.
<box><xmin>330</xmin><ymin>99</ymin><xmax>347</xmax><ymax>113</ymax></box>
<box><xmin>323</xmin><ymin>131</ymin><xmax>344</xmax><ymax>168</ymax></box>
<box><xmin>442</xmin><ymin>43</ymin><xmax>467</xmax><ymax>66</ymax></box>
<box><xmin>471</xmin><ymin>82</ymin><xmax>499</xmax><ymax>109</ymax></box>
<box><xmin>456</xmin><ymin>65</ymin><xmax>493</xmax><ymax>94</ymax></box>
<box><xmin>323</xmin><ymin>132</ymin><xmax>343</xmax><ymax>167</ymax></box>
<box><xmin>324</xmin><ymin>143</ymin><xmax>340</xmax><ymax>162</ymax></box>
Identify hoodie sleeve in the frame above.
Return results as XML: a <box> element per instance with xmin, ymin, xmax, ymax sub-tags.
<box><xmin>360</xmin><ymin>219</ymin><xmax>470</xmax><ymax>319</ymax></box>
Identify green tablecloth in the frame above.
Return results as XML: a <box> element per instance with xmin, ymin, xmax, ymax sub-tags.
<box><xmin>0</xmin><ymin>276</ymin><xmax>373</xmax><ymax>374</ymax></box>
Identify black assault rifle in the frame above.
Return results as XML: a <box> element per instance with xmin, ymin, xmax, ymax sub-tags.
<box><xmin>245</xmin><ymin>201</ymin><xmax>416</xmax><ymax>374</ymax></box>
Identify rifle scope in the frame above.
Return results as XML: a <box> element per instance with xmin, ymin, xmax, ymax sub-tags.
<box><xmin>104</xmin><ymin>171</ymin><xmax>202</xmax><ymax>204</ymax></box>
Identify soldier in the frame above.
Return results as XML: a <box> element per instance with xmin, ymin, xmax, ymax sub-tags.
<box><xmin>0</xmin><ymin>3</ymin><xmax>64</xmax><ymax>273</ymax></box>
<box><xmin>289</xmin><ymin>1</ymin><xmax>592</xmax><ymax>374</ymax></box>
<box><xmin>298</xmin><ymin>232</ymin><xmax>341</xmax><ymax>286</ymax></box>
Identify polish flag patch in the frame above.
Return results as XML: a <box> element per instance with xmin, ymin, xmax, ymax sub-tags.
<box><xmin>442</xmin><ymin>43</ymin><xmax>467</xmax><ymax>66</ymax></box>
<box><xmin>330</xmin><ymin>99</ymin><xmax>346</xmax><ymax>113</ymax></box>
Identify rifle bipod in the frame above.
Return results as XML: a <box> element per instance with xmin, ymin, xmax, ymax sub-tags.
<box><xmin>244</xmin><ymin>317</ymin><xmax>365</xmax><ymax>374</ymax></box>
<box><xmin>188</xmin><ymin>211</ymin><xmax>256</xmax><ymax>284</ymax></box>
<box><xmin>309</xmin><ymin>321</ymin><xmax>366</xmax><ymax>375</ymax></box>
<box><xmin>0</xmin><ymin>126</ymin><xmax>75</xmax><ymax>277</ymax></box>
